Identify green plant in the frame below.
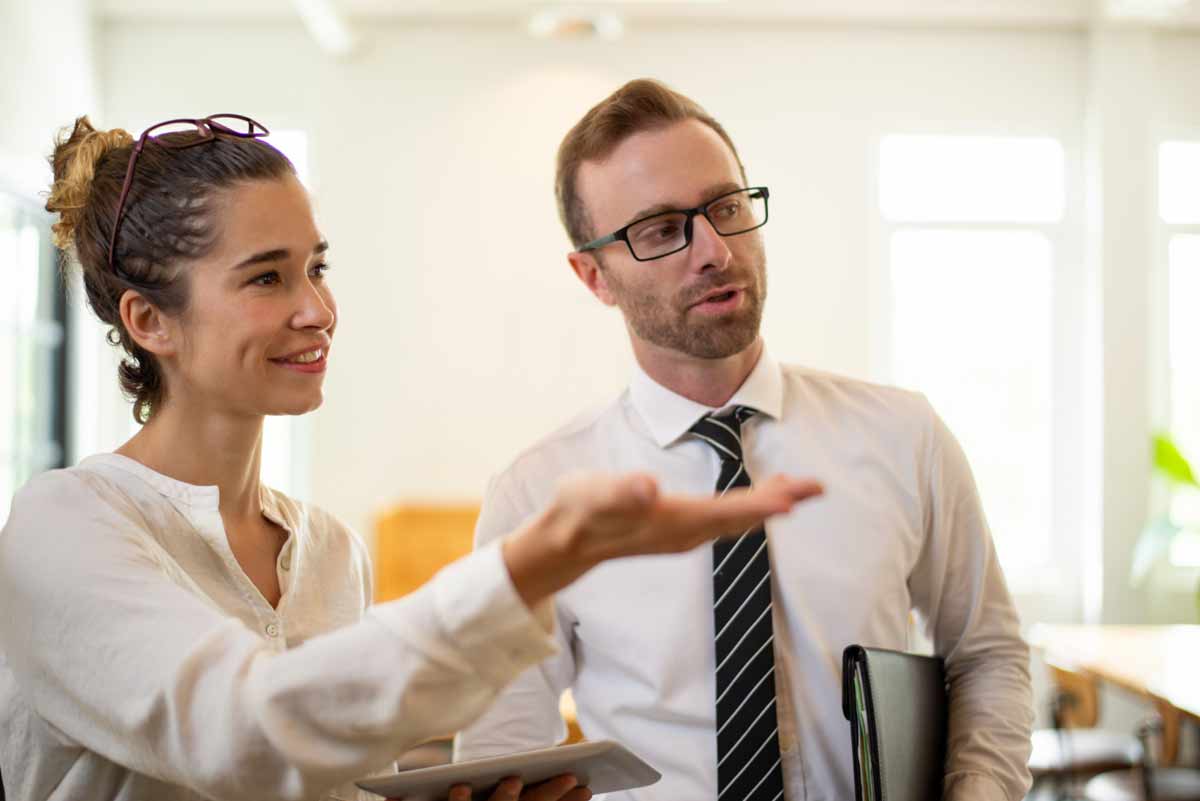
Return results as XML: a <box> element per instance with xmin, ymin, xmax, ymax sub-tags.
<box><xmin>1131</xmin><ymin>433</ymin><xmax>1200</xmax><ymax>616</ymax></box>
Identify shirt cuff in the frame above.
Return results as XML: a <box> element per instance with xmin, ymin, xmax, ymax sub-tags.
<box><xmin>945</xmin><ymin>772</ymin><xmax>1011</xmax><ymax>801</ymax></box>
<box><xmin>431</xmin><ymin>540</ymin><xmax>559</xmax><ymax>688</ymax></box>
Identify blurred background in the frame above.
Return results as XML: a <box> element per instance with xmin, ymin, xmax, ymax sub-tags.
<box><xmin>2</xmin><ymin>0</ymin><xmax>1199</xmax><ymax>793</ymax></box>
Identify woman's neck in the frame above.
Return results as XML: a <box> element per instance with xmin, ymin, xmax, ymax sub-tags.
<box><xmin>116</xmin><ymin>403</ymin><xmax>265</xmax><ymax>522</ymax></box>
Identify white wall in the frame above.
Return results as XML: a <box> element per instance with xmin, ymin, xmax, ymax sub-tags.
<box><xmin>98</xmin><ymin>23</ymin><xmax>1081</xmax><ymax>504</ymax></box>
<box><xmin>0</xmin><ymin>0</ymin><xmax>132</xmax><ymax>467</ymax></box>
<box><xmin>97</xmin><ymin>18</ymin><xmax>1200</xmax><ymax>627</ymax></box>
<box><xmin>0</xmin><ymin>0</ymin><xmax>97</xmax><ymax>196</ymax></box>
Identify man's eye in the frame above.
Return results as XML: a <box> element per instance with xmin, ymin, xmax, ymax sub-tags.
<box><xmin>635</xmin><ymin>223</ymin><xmax>679</xmax><ymax>243</ymax></box>
<box><xmin>712</xmin><ymin>201</ymin><xmax>741</xmax><ymax>219</ymax></box>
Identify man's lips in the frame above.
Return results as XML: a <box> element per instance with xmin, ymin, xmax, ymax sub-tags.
<box><xmin>688</xmin><ymin>285</ymin><xmax>745</xmax><ymax>311</ymax></box>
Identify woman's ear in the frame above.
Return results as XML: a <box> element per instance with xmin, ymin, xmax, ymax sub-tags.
<box><xmin>119</xmin><ymin>289</ymin><xmax>178</xmax><ymax>357</ymax></box>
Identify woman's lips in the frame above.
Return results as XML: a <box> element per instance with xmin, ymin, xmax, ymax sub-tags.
<box><xmin>270</xmin><ymin>347</ymin><xmax>328</xmax><ymax>374</ymax></box>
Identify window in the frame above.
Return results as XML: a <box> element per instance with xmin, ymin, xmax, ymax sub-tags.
<box><xmin>1</xmin><ymin>192</ymin><xmax>66</xmax><ymax>526</ymax></box>
<box><xmin>1160</xmin><ymin>142</ymin><xmax>1200</xmax><ymax>566</ymax></box>
<box><xmin>879</xmin><ymin>135</ymin><xmax>1066</xmax><ymax>580</ymax></box>
<box><xmin>259</xmin><ymin>129</ymin><xmax>312</xmax><ymax>498</ymax></box>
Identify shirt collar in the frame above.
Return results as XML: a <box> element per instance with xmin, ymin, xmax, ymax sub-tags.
<box><xmin>629</xmin><ymin>345</ymin><xmax>784</xmax><ymax>449</ymax></box>
<box><xmin>81</xmin><ymin>453</ymin><xmax>286</xmax><ymax>525</ymax></box>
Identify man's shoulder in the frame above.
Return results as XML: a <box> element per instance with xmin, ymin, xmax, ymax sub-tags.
<box><xmin>779</xmin><ymin>362</ymin><xmax>933</xmax><ymax>420</ymax></box>
<box><xmin>501</xmin><ymin>391</ymin><xmax>631</xmax><ymax>475</ymax></box>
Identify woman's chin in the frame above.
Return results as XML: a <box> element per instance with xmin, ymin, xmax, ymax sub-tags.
<box><xmin>261</xmin><ymin>392</ymin><xmax>323</xmax><ymax>417</ymax></box>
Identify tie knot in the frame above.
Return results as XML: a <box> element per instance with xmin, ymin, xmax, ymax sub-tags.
<box><xmin>688</xmin><ymin>406</ymin><xmax>757</xmax><ymax>463</ymax></box>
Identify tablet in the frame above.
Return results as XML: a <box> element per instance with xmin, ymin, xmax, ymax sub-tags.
<box><xmin>356</xmin><ymin>740</ymin><xmax>661</xmax><ymax>800</ymax></box>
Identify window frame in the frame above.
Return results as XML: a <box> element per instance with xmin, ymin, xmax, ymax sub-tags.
<box><xmin>868</xmin><ymin>132</ymin><xmax>1085</xmax><ymax>603</ymax></box>
<box><xmin>1</xmin><ymin>183</ymin><xmax>69</xmax><ymax>522</ymax></box>
<box><xmin>1154</xmin><ymin>134</ymin><xmax>1200</xmax><ymax>577</ymax></box>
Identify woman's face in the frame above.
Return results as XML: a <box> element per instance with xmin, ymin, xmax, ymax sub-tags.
<box><xmin>162</xmin><ymin>174</ymin><xmax>337</xmax><ymax>419</ymax></box>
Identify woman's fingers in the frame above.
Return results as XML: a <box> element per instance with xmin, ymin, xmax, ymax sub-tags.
<box><xmin>519</xmin><ymin>773</ymin><xmax>581</xmax><ymax>800</ymax></box>
<box><xmin>555</xmin><ymin>471</ymin><xmax>823</xmax><ymax>558</ymax></box>
<box><xmin>488</xmin><ymin>776</ymin><xmax>524</xmax><ymax>800</ymax></box>
<box><xmin>716</xmin><ymin>475</ymin><xmax>825</xmax><ymax>521</ymax></box>
<box><xmin>660</xmin><ymin>476</ymin><xmax>823</xmax><ymax>540</ymax></box>
<box><xmin>560</xmin><ymin>788</ymin><xmax>593</xmax><ymax>801</ymax></box>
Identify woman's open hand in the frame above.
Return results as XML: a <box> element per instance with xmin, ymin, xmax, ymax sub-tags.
<box><xmin>503</xmin><ymin>472</ymin><xmax>823</xmax><ymax>608</ymax></box>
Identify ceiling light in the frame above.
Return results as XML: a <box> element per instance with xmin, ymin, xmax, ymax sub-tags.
<box><xmin>528</xmin><ymin>8</ymin><xmax>624</xmax><ymax>39</ymax></box>
<box><xmin>293</xmin><ymin>0</ymin><xmax>359</xmax><ymax>57</ymax></box>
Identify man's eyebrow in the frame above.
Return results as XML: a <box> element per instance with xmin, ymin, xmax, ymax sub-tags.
<box><xmin>233</xmin><ymin>240</ymin><xmax>330</xmax><ymax>270</ymax></box>
<box><xmin>622</xmin><ymin>182</ymin><xmax>745</xmax><ymax>227</ymax></box>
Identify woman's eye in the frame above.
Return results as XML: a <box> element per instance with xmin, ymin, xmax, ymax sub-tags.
<box><xmin>311</xmin><ymin>262</ymin><xmax>331</xmax><ymax>279</ymax></box>
<box><xmin>251</xmin><ymin>271</ymin><xmax>280</xmax><ymax>287</ymax></box>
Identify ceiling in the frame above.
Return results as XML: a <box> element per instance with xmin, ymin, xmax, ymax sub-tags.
<box><xmin>94</xmin><ymin>0</ymin><xmax>1200</xmax><ymax>28</ymax></box>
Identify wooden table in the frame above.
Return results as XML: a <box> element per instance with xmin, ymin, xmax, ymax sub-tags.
<box><xmin>1027</xmin><ymin>624</ymin><xmax>1200</xmax><ymax>764</ymax></box>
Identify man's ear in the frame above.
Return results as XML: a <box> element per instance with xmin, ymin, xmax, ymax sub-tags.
<box><xmin>119</xmin><ymin>289</ymin><xmax>178</xmax><ymax>357</ymax></box>
<box><xmin>567</xmin><ymin>250</ymin><xmax>618</xmax><ymax>307</ymax></box>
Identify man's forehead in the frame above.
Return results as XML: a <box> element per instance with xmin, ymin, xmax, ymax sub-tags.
<box><xmin>577</xmin><ymin>119</ymin><xmax>744</xmax><ymax>226</ymax></box>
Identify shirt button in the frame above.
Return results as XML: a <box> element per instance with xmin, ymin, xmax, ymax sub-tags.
<box><xmin>280</xmin><ymin>559</ymin><xmax>291</xmax><ymax>572</ymax></box>
<box><xmin>265</xmin><ymin>622</ymin><xmax>280</xmax><ymax>638</ymax></box>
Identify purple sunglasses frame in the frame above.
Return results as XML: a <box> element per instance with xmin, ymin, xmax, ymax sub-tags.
<box><xmin>107</xmin><ymin>113</ymin><xmax>270</xmax><ymax>274</ymax></box>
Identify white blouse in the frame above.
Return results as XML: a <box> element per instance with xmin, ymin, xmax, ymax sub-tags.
<box><xmin>0</xmin><ymin>454</ymin><xmax>556</xmax><ymax>801</ymax></box>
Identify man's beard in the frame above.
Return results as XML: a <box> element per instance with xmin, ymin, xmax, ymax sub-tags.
<box><xmin>606</xmin><ymin>258</ymin><xmax>767</xmax><ymax>360</ymax></box>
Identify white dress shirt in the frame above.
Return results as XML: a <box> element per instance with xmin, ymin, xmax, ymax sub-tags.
<box><xmin>0</xmin><ymin>453</ymin><xmax>556</xmax><ymax>801</ymax></box>
<box><xmin>454</xmin><ymin>349</ymin><xmax>1033</xmax><ymax>801</ymax></box>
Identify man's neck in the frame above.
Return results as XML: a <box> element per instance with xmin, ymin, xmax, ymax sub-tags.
<box><xmin>116</xmin><ymin>401</ymin><xmax>265</xmax><ymax>523</ymax></box>
<box><xmin>632</xmin><ymin>336</ymin><xmax>764</xmax><ymax>408</ymax></box>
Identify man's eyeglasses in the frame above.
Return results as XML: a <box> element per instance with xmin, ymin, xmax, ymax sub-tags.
<box><xmin>108</xmin><ymin>114</ymin><xmax>270</xmax><ymax>274</ymax></box>
<box><xmin>579</xmin><ymin>186</ymin><xmax>770</xmax><ymax>262</ymax></box>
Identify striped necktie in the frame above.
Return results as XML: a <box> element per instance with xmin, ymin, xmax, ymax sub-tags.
<box><xmin>689</xmin><ymin>406</ymin><xmax>786</xmax><ymax>801</ymax></box>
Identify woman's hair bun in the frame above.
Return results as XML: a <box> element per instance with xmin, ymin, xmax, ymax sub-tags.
<box><xmin>45</xmin><ymin>116</ymin><xmax>133</xmax><ymax>250</ymax></box>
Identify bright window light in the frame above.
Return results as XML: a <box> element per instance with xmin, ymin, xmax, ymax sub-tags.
<box><xmin>1169</xmin><ymin>530</ymin><xmax>1200</xmax><ymax>568</ymax></box>
<box><xmin>270</xmin><ymin>129</ymin><xmax>311</xmax><ymax>188</ymax></box>
<box><xmin>259</xmin><ymin>130</ymin><xmax>311</xmax><ymax>498</ymax></box>
<box><xmin>1169</xmin><ymin>235</ymin><xmax>1200</xmax><ymax>558</ymax></box>
<box><xmin>880</xmin><ymin>135</ymin><xmax>1065</xmax><ymax>223</ymax></box>
<box><xmin>1159</xmin><ymin>142</ymin><xmax>1200</xmax><ymax>224</ymax></box>
<box><xmin>890</xmin><ymin>229</ymin><xmax>1054</xmax><ymax>570</ymax></box>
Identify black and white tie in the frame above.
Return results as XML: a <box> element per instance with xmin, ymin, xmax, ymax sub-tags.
<box><xmin>690</xmin><ymin>406</ymin><xmax>786</xmax><ymax>801</ymax></box>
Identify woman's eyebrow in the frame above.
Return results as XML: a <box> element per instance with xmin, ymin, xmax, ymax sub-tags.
<box><xmin>233</xmin><ymin>240</ymin><xmax>329</xmax><ymax>270</ymax></box>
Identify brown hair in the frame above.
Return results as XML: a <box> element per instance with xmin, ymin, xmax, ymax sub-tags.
<box><xmin>45</xmin><ymin>116</ymin><xmax>295</xmax><ymax>423</ymax></box>
<box><xmin>555</xmin><ymin>78</ymin><xmax>747</xmax><ymax>249</ymax></box>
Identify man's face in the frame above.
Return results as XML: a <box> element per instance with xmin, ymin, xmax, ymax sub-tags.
<box><xmin>573</xmin><ymin>119</ymin><xmax>767</xmax><ymax>360</ymax></box>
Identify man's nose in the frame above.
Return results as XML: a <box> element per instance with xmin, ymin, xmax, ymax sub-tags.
<box><xmin>688</xmin><ymin>213</ymin><xmax>733</xmax><ymax>273</ymax></box>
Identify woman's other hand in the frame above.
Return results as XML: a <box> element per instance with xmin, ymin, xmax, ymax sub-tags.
<box><xmin>389</xmin><ymin>773</ymin><xmax>590</xmax><ymax>801</ymax></box>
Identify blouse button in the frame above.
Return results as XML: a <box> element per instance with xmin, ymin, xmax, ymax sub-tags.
<box><xmin>265</xmin><ymin>622</ymin><xmax>280</xmax><ymax>638</ymax></box>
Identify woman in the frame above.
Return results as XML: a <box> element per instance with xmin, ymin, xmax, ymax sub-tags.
<box><xmin>0</xmin><ymin>114</ymin><xmax>821</xmax><ymax>801</ymax></box>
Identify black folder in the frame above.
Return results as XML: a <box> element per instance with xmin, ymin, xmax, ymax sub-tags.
<box><xmin>842</xmin><ymin>645</ymin><xmax>948</xmax><ymax>801</ymax></box>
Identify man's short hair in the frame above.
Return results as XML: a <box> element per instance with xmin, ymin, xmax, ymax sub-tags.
<box><xmin>555</xmin><ymin>78</ymin><xmax>747</xmax><ymax>250</ymax></box>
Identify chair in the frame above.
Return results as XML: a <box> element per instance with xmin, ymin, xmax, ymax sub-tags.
<box><xmin>1028</xmin><ymin>666</ymin><xmax>1142</xmax><ymax>799</ymax></box>
<box><xmin>373</xmin><ymin>502</ymin><xmax>585</xmax><ymax>745</ymax></box>
<box><xmin>1082</xmin><ymin>714</ymin><xmax>1200</xmax><ymax>801</ymax></box>
<box><xmin>373</xmin><ymin>503</ymin><xmax>480</xmax><ymax>605</ymax></box>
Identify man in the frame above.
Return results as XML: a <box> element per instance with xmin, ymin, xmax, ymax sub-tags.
<box><xmin>455</xmin><ymin>79</ymin><xmax>1033</xmax><ymax>801</ymax></box>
